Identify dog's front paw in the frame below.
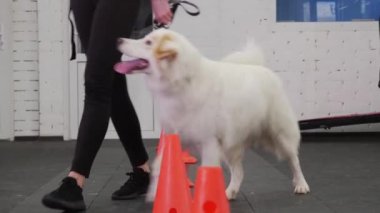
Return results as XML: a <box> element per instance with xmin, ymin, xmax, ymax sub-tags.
<box><xmin>225</xmin><ymin>188</ymin><xmax>238</xmax><ymax>200</ymax></box>
<box><xmin>145</xmin><ymin>183</ymin><xmax>156</xmax><ymax>202</ymax></box>
<box><xmin>145</xmin><ymin>176</ymin><xmax>159</xmax><ymax>202</ymax></box>
<box><xmin>293</xmin><ymin>179</ymin><xmax>310</xmax><ymax>194</ymax></box>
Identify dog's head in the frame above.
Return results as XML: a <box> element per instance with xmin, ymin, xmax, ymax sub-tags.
<box><xmin>114</xmin><ymin>29</ymin><xmax>199</xmax><ymax>77</ymax></box>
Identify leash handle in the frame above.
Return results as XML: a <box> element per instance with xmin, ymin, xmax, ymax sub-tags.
<box><xmin>154</xmin><ymin>0</ymin><xmax>200</xmax><ymax>29</ymax></box>
<box><xmin>68</xmin><ymin>9</ymin><xmax>77</xmax><ymax>60</ymax></box>
<box><xmin>172</xmin><ymin>0</ymin><xmax>200</xmax><ymax>16</ymax></box>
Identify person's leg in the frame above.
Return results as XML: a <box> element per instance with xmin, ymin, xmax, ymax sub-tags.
<box><xmin>111</xmin><ymin>73</ymin><xmax>149</xmax><ymax>171</ymax></box>
<box><xmin>70</xmin><ymin>0</ymin><xmax>141</xmax><ymax>180</ymax></box>
<box><xmin>42</xmin><ymin>0</ymin><xmax>141</xmax><ymax>210</ymax></box>
<box><xmin>42</xmin><ymin>0</ymin><xmax>97</xmax><ymax>210</ymax></box>
<box><xmin>64</xmin><ymin>0</ymin><xmax>97</xmax><ymax>187</ymax></box>
<box><xmin>110</xmin><ymin>73</ymin><xmax>150</xmax><ymax>200</ymax></box>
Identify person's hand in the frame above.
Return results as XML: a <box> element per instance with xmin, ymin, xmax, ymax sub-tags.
<box><xmin>151</xmin><ymin>0</ymin><xmax>173</xmax><ymax>25</ymax></box>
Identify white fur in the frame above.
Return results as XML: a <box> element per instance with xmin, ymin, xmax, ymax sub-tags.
<box><xmin>118</xmin><ymin>29</ymin><xmax>310</xmax><ymax>201</ymax></box>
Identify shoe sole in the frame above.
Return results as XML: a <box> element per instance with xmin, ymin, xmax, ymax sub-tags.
<box><xmin>42</xmin><ymin>195</ymin><xmax>86</xmax><ymax>211</ymax></box>
<box><xmin>111</xmin><ymin>191</ymin><xmax>147</xmax><ymax>200</ymax></box>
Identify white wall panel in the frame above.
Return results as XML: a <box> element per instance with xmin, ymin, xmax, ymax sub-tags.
<box><xmin>0</xmin><ymin>0</ymin><xmax>14</xmax><ymax>140</ymax></box>
<box><xmin>38</xmin><ymin>0</ymin><xmax>65</xmax><ymax>136</ymax></box>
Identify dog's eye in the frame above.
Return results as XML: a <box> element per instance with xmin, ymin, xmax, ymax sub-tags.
<box><xmin>145</xmin><ymin>40</ymin><xmax>152</xmax><ymax>46</ymax></box>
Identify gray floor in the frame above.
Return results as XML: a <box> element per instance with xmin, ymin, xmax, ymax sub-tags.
<box><xmin>0</xmin><ymin>135</ymin><xmax>379</xmax><ymax>213</ymax></box>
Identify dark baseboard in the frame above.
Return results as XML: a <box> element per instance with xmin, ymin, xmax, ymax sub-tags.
<box><xmin>8</xmin><ymin>133</ymin><xmax>380</xmax><ymax>143</ymax></box>
<box><xmin>14</xmin><ymin>136</ymin><xmax>64</xmax><ymax>142</ymax></box>
<box><xmin>301</xmin><ymin>132</ymin><xmax>380</xmax><ymax>142</ymax></box>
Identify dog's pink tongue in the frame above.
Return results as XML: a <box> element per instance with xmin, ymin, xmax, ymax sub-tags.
<box><xmin>114</xmin><ymin>59</ymin><xmax>148</xmax><ymax>74</ymax></box>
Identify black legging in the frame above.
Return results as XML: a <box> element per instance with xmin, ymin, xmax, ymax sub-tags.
<box><xmin>70</xmin><ymin>0</ymin><xmax>149</xmax><ymax>178</ymax></box>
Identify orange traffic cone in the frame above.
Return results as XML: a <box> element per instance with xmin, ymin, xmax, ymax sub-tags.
<box><xmin>153</xmin><ymin>134</ymin><xmax>192</xmax><ymax>213</ymax></box>
<box><xmin>187</xmin><ymin>178</ymin><xmax>194</xmax><ymax>188</ymax></box>
<box><xmin>193</xmin><ymin>167</ymin><xmax>230</xmax><ymax>213</ymax></box>
<box><xmin>158</xmin><ymin>131</ymin><xmax>194</xmax><ymax>189</ymax></box>
<box><xmin>182</xmin><ymin>150</ymin><xmax>198</xmax><ymax>164</ymax></box>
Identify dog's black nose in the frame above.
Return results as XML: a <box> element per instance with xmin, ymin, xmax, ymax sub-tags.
<box><xmin>117</xmin><ymin>38</ymin><xmax>124</xmax><ymax>46</ymax></box>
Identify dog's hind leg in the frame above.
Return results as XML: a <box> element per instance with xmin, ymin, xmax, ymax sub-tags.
<box><xmin>275</xmin><ymin>133</ymin><xmax>310</xmax><ymax>194</ymax></box>
<box><xmin>289</xmin><ymin>154</ymin><xmax>310</xmax><ymax>194</ymax></box>
<box><xmin>201</xmin><ymin>138</ymin><xmax>222</xmax><ymax>166</ymax></box>
<box><xmin>224</xmin><ymin>145</ymin><xmax>244</xmax><ymax>200</ymax></box>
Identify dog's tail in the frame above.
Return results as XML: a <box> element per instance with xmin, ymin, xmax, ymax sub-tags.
<box><xmin>222</xmin><ymin>40</ymin><xmax>265</xmax><ymax>66</ymax></box>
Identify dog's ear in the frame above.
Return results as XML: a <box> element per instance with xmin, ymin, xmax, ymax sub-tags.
<box><xmin>154</xmin><ymin>34</ymin><xmax>177</xmax><ymax>61</ymax></box>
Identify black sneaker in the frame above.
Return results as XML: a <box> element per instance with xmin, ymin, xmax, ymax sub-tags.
<box><xmin>42</xmin><ymin>177</ymin><xmax>86</xmax><ymax>211</ymax></box>
<box><xmin>112</xmin><ymin>168</ymin><xmax>150</xmax><ymax>200</ymax></box>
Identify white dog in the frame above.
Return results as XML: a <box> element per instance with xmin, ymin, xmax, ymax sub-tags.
<box><xmin>114</xmin><ymin>29</ymin><xmax>310</xmax><ymax>201</ymax></box>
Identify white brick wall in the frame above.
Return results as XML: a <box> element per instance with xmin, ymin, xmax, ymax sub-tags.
<box><xmin>269</xmin><ymin>27</ymin><xmax>380</xmax><ymax>119</ymax></box>
<box><xmin>12</xmin><ymin>0</ymin><xmax>40</xmax><ymax>136</ymax></box>
<box><xmin>11</xmin><ymin>0</ymin><xmax>66</xmax><ymax>137</ymax></box>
